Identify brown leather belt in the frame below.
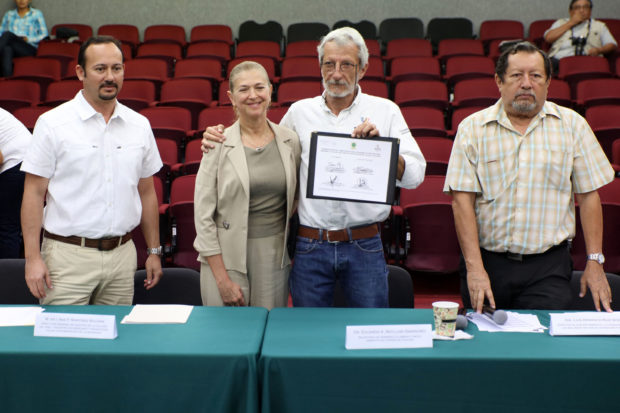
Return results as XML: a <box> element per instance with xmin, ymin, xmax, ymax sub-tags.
<box><xmin>43</xmin><ymin>230</ymin><xmax>132</xmax><ymax>251</ymax></box>
<box><xmin>298</xmin><ymin>223</ymin><xmax>379</xmax><ymax>242</ymax></box>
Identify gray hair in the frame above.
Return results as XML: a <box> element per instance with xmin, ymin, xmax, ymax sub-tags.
<box><xmin>317</xmin><ymin>27</ymin><xmax>369</xmax><ymax>68</ymax></box>
<box><xmin>228</xmin><ymin>60</ymin><xmax>271</xmax><ymax>92</ymax></box>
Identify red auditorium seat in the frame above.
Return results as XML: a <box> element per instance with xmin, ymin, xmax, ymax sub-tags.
<box><xmin>280</xmin><ymin>57</ymin><xmax>322</xmax><ymax>83</ymax></box>
<box><xmin>196</xmin><ymin>107</ymin><xmax>236</xmax><ymax>134</ymax></box>
<box><xmin>557</xmin><ymin>56</ymin><xmax>612</xmax><ymax>92</ymax></box>
<box><xmin>365</xmin><ymin>39</ymin><xmax>381</xmax><ymax>58</ymax></box>
<box><xmin>236</xmin><ymin>40</ymin><xmax>281</xmax><ymax>64</ymax></box>
<box><xmin>276</xmin><ymin>81</ymin><xmax>322</xmax><ymax>106</ymax></box>
<box><xmin>383</xmin><ymin>38</ymin><xmax>432</xmax><ymax>62</ymax></box>
<box><xmin>159</xmin><ymin>78</ymin><xmax>214</xmax><ymax>130</ymax></box>
<box><xmin>42</xmin><ymin>79</ymin><xmax>82</xmax><ymax>107</ymax></box>
<box><xmin>0</xmin><ymin>80</ymin><xmax>40</xmax><ymax>112</ymax></box>
<box><xmin>612</xmin><ymin>139</ymin><xmax>620</xmax><ymax>172</ymax></box>
<box><xmin>143</xmin><ymin>24</ymin><xmax>187</xmax><ymax>47</ymax></box>
<box><xmin>572</xmin><ymin>202</ymin><xmax>620</xmax><ymax>273</ymax></box>
<box><xmin>575</xmin><ymin>78</ymin><xmax>620</xmax><ymax>109</ymax></box>
<box><xmin>267</xmin><ymin>106</ymin><xmax>288</xmax><ymax>124</ymax></box>
<box><xmin>362</xmin><ymin>56</ymin><xmax>385</xmax><ymax>81</ymax></box>
<box><xmin>415</xmin><ymin>137</ymin><xmax>453</xmax><ymax>176</ymax></box>
<box><xmin>36</xmin><ymin>41</ymin><xmax>80</xmax><ymax>74</ymax></box>
<box><xmin>217</xmin><ymin>80</ymin><xmax>231</xmax><ymax>106</ymax></box>
<box><xmin>528</xmin><ymin>19</ymin><xmax>555</xmax><ymax>51</ymax></box>
<box><xmin>437</xmin><ymin>39</ymin><xmax>484</xmax><ymax>63</ymax></box>
<box><xmin>181</xmin><ymin>139</ymin><xmax>203</xmax><ymax>175</ymax></box>
<box><xmin>135</xmin><ymin>43</ymin><xmax>183</xmax><ymax>77</ymax></box>
<box><xmin>132</xmin><ymin>175</ymin><xmax>167</xmax><ymax>269</ymax></box>
<box><xmin>11</xmin><ymin>57</ymin><xmax>61</xmax><ymax>100</ymax></box>
<box><xmin>585</xmin><ymin>105</ymin><xmax>620</xmax><ymax>161</ymax></box>
<box><xmin>155</xmin><ymin>138</ymin><xmax>179</xmax><ymax>182</ymax></box>
<box><xmin>479</xmin><ymin>20</ymin><xmax>524</xmax><ymax>49</ymax></box>
<box><xmin>169</xmin><ymin>174</ymin><xmax>199</xmax><ymax>270</ymax></box>
<box><xmin>451</xmin><ymin>77</ymin><xmax>500</xmax><ymax>109</ymax></box>
<box><xmin>358</xmin><ymin>80</ymin><xmax>388</xmax><ymax>99</ymax></box>
<box><xmin>190</xmin><ymin>24</ymin><xmax>234</xmax><ymax>45</ymax></box>
<box><xmin>97</xmin><ymin>24</ymin><xmax>140</xmax><ymax>50</ymax></box>
<box><xmin>388</xmin><ymin>56</ymin><xmax>441</xmax><ymax>83</ymax></box>
<box><xmin>400</xmin><ymin>107</ymin><xmax>447</xmax><ymax>137</ymax></box>
<box><xmin>124</xmin><ymin>58</ymin><xmax>169</xmax><ymax>91</ymax></box>
<box><xmin>117</xmin><ymin>80</ymin><xmax>156</xmax><ymax>112</ymax></box>
<box><xmin>547</xmin><ymin>79</ymin><xmax>572</xmax><ymax>108</ymax></box>
<box><xmin>12</xmin><ymin>106</ymin><xmax>49</xmax><ymax>131</ymax></box>
<box><xmin>394</xmin><ymin>80</ymin><xmax>448</xmax><ymax>110</ymax></box>
<box><xmin>448</xmin><ymin>106</ymin><xmax>486</xmax><ymax>137</ymax></box>
<box><xmin>444</xmin><ymin>56</ymin><xmax>495</xmax><ymax>88</ymax></box>
<box><xmin>173</xmin><ymin>58</ymin><xmax>223</xmax><ymax>86</ymax></box>
<box><xmin>140</xmin><ymin>106</ymin><xmax>192</xmax><ymax>146</ymax></box>
<box><xmin>185</xmin><ymin>42</ymin><xmax>231</xmax><ymax>63</ymax></box>
<box><xmin>285</xmin><ymin>40</ymin><xmax>319</xmax><ymax>58</ymax></box>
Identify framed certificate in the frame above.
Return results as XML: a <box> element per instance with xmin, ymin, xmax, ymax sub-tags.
<box><xmin>306</xmin><ymin>131</ymin><xmax>400</xmax><ymax>204</ymax></box>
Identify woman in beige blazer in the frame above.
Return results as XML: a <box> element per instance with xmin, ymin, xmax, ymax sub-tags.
<box><xmin>194</xmin><ymin>61</ymin><xmax>301</xmax><ymax>309</ymax></box>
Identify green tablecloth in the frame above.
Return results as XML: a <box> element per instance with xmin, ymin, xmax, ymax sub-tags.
<box><xmin>259</xmin><ymin>308</ymin><xmax>619</xmax><ymax>413</ymax></box>
<box><xmin>0</xmin><ymin>305</ymin><xmax>267</xmax><ymax>413</ymax></box>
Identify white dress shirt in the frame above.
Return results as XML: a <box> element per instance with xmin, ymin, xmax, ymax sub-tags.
<box><xmin>21</xmin><ymin>91</ymin><xmax>162</xmax><ymax>238</ymax></box>
<box><xmin>0</xmin><ymin>107</ymin><xmax>32</xmax><ymax>173</ymax></box>
<box><xmin>280</xmin><ymin>86</ymin><xmax>426</xmax><ymax>229</ymax></box>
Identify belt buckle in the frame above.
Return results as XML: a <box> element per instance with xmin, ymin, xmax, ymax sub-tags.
<box><xmin>326</xmin><ymin>230</ymin><xmax>337</xmax><ymax>243</ymax></box>
<box><xmin>506</xmin><ymin>252</ymin><xmax>523</xmax><ymax>261</ymax></box>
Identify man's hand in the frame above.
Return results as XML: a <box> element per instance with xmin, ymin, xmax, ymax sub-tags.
<box><xmin>25</xmin><ymin>256</ymin><xmax>51</xmax><ymax>299</ymax></box>
<box><xmin>201</xmin><ymin>124</ymin><xmax>226</xmax><ymax>153</ymax></box>
<box><xmin>587</xmin><ymin>47</ymin><xmax>601</xmax><ymax>56</ymax></box>
<box><xmin>580</xmin><ymin>261</ymin><xmax>612</xmax><ymax>312</ymax></box>
<box><xmin>217</xmin><ymin>277</ymin><xmax>246</xmax><ymax>306</ymax></box>
<box><xmin>467</xmin><ymin>268</ymin><xmax>496</xmax><ymax>313</ymax></box>
<box><xmin>144</xmin><ymin>254</ymin><xmax>163</xmax><ymax>290</ymax></box>
<box><xmin>351</xmin><ymin>118</ymin><xmax>379</xmax><ymax>138</ymax></box>
<box><xmin>569</xmin><ymin>12</ymin><xmax>587</xmax><ymax>27</ymax></box>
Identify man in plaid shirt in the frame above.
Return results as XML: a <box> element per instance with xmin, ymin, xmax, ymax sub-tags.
<box><xmin>444</xmin><ymin>42</ymin><xmax>614</xmax><ymax>313</ymax></box>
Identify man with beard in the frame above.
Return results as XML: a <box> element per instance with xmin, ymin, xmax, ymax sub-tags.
<box><xmin>202</xmin><ymin>27</ymin><xmax>426</xmax><ymax>307</ymax></box>
<box><xmin>444</xmin><ymin>42</ymin><xmax>614</xmax><ymax>313</ymax></box>
<box><xmin>21</xmin><ymin>36</ymin><xmax>163</xmax><ymax>305</ymax></box>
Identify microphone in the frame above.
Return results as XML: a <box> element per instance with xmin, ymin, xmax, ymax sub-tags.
<box><xmin>455</xmin><ymin>314</ymin><xmax>468</xmax><ymax>330</ymax></box>
<box><xmin>482</xmin><ymin>305</ymin><xmax>507</xmax><ymax>325</ymax></box>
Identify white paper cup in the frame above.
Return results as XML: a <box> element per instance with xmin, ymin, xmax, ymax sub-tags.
<box><xmin>432</xmin><ymin>301</ymin><xmax>459</xmax><ymax>337</ymax></box>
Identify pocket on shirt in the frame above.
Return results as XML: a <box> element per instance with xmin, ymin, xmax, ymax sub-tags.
<box><xmin>479</xmin><ymin>156</ymin><xmax>513</xmax><ymax>201</ymax></box>
<box><xmin>116</xmin><ymin>144</ymin><xmax>144</xmax><ymax>184</ymax></box>
<box><xmin>535</xmin><ymin>149</ymin><xmax>571</xmax><ymax>192</ymax></box>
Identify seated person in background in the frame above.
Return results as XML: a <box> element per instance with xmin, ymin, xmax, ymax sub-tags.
<box><xmin>0</xmin><ymin>107</ymin><xmax>32</xmax><ymax>258</ymax></box>
<box><xmin>544</xmin><ymin>0</ymin><xmax>617</xmax><ymax>72</ymax></box>
<box><xmin>194</xmin><ymin>61</ymin><xmax>301</xmax><ymax>309</ymax></box>
<box><xmin>0</xmin><ymin>0</ymin><xmax>48</xmax><ymax>77</ymax></box>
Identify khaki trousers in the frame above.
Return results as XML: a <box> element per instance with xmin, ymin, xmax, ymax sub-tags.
<box><xmin>40</xmin><ymin>237</ymin><xmax>137</xmax><ymax>305</ymax></box>
<box><xmin>200</xmin><ymin>232</ymin><xmax>289</xmax><ymax>310</ymax></box>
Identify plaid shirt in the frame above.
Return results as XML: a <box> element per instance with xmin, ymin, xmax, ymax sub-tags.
<box><xmin>444</xmin><ymin>100</ymin><xmax>614</xmax><ymax>255</ymax></box>
<box><xmin>1</xmin><ymin>7</ymin><xmax>48</xmax><ymax>47</ymax></box>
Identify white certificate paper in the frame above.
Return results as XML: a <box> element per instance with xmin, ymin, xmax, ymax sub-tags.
<box><xmin>345</xmin><ymin>324</ymin><xmax>433</xmax><ymax>349</ymax></box>
<box><xmin>307</xmin><ymin>132</ymin><xmax>399</xmax><ymax>204</ymax></box>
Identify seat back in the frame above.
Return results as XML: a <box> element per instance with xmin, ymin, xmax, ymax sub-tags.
<box><xmin>51</xmin><ymin>23</ymin><xmax>93</xmax><ymax>42</ymax></box>
<box><xmin>238</xmin><ymin>20</ymin><xmax>284</xmax><ymax>44</ymax></box>
<box><xmin>97</xmin><ymin>24</ymin><xmax>140</xmax><ymax>49</ymax></box>
<box><xmin>287</xmin><ymin>22</ymin><xmax>330</xmax><ymax>43</ymax></box>
<box><xmin>277</xmin><ymin>81</ymin><xmax>322</xmax><ymax>106</ymax></box>
<box><xmin>0</xmin><ymin>259</ymin><xmax>39</xmax><ymax>304</ymax></box>
<box><xmin>190</xmin><ymin>24</ymin><xmax>233</xmax><ymax>45</ymax></box>
<box><xmin>144</xmin><ymin>24</ymin><xmax>187</xmax><ymax>47</ymax></box>
<box><xmin>479</xmin><ymin>20</ymin><xmax>524</xmax><ymax>45</ymax></box>
<box><xmin>133</xmin><ymin>267</ymin><xmax>202</xmax><ymax>305</ymax></box>
<box><xmin>384</xmin><ymin>38</ymin><xmax>433</xmax><ymax>61</ymax></box>
<box><xmin>379</xmin><ymin>18</ymin><xmax>424</xmax><ymax>42</ymax></box>
<box><xmin>332</xmin><ymin>20</ymin><xmax>377</xmax><ymax>39</ymax></box>
<box><xmin>427</xmin><ymin>17</ymin><xmax>474</xmax><ymax>52</ymax></box>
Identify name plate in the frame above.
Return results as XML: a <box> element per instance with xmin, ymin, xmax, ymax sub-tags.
<box><xmin>549</xmin><ymin>312</ymin><xmax>620</xmax><ymax>336</ymax></box>
<box><xmin>345</xmin><ymin>324</ymin><xmax>433</xmax><ymax>349</ymax></box>
<box><xmin>34</xmin><ymin>312</ymin><xmax>117</xmax><ymax>339</ymax></box>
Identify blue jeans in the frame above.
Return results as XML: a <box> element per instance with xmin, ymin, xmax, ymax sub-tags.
<box><xmin>290</xmin><ymin>233</ymin><xmax>388</xmax><ymax>307</ymax></box>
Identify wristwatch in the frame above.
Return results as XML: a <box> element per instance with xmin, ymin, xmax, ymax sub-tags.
<box><xmin>147</xmin><ymin>246</ymin><xmax>163</xmax><ymax>256</ymax></box>
<box><xmin>587</xmin><ymin>253</ymin><xmax>605</xmax><ymax>265</ymax></box>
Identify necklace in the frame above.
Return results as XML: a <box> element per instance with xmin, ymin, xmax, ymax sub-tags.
<box><xmin>241</xmin><ymin>131</ymin><xmax>274</xmax><ymax>152</ymax></box>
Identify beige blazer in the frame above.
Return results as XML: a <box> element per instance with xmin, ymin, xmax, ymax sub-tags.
<box><xmin>193</xmin><ymin>119</ymin><xmax>301</xmax><ymax>273</ymax></box>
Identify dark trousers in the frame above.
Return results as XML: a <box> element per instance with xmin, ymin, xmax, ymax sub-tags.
<box><xmin>460</xmin><ymin>242</ymin><xmax>573</xmax><ymax>310</ymax></box>
<box><xmin>0</xmin><ymin>31</ymin><xmax>36</xmax><ymax>77</ymax></box>
<box><xmin>0</xmin><ymin>163</ymin><xmax>25</xmax><ymax>258</ymax></box>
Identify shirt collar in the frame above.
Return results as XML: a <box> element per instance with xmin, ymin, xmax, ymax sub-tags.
<box><xmin>75</xmin><ymin>90</ymin><xmax>125</xmax><ymax>122</ymax></box>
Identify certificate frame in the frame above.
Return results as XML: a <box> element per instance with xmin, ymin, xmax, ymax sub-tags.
<box><xmin>306</xmin><ymin>131</ymin><xmax>400</xmax><ymax>205</ymax></box>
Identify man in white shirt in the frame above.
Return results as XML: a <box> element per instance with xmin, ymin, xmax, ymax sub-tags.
<box><xmin>21</xmin><ymin>36</ymin><xmax>163</xmax><ymax>305</ymax></box>
<box><xmin>202</xmin><ymin>27</ymin><xmax>426</xmax><ymax>307</ymax></box>
<box><xmin>544</xmin><ymin>0</ymin><xmax>617</xmax><ymax>72</ymax></box>
<box><xmin>0</xmin><ymin>107</ymin><xmax>31</xmax><ymax>258</ymax></box>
